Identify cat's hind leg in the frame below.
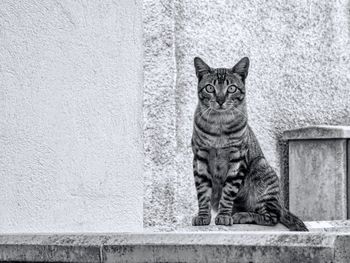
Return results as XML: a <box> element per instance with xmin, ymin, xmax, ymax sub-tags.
<box><xmin>231</xmin><ymin>158</ymin><xmax>281</xmax><ymax>226</ymax></box>
<box><xmin>231</xmin><ymin>212</ymin><xmax>278</xmax><ymax>226</ymax></box>
<box><xmin>231</xmin><ymin>206</ymin><xmax>279</xmax><ymax>226</ymax></box>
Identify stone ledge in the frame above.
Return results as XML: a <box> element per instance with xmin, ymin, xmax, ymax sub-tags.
<box><xmin>145</xmin><ymin>220</ymin><xmax>350</xmax><ymax>233</ymax></box>
<box><xmin>283</xmin><ymin>125</ymin><xmax>350</xmax><ymax>140</ymax></box>
<box><xmin>1</xmin><ymin>225</ymin><xmax>350</xmax><ymax>263</ymax></box>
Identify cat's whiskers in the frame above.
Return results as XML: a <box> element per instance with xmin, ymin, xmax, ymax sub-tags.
<box><xmin>223</xmin><ymin>102</ymin><xmax>240</xmax><ymax>121</ymax></box>
<box><xmin>211</xmin><ymin>108</ymin><xmax>221</xmax><ymax>126</ymax></box>
<box><xmin>231</xmin><ymin>106</ymin><xmax>248</xmax><ymax>121</ymax></box>
<box><xmin>229</xmin><ymin>108</ymin><xmax>236</xmax><ymax>121</ymax></box>
<box><xmin>196</xmin><ymin>108</ymin><xmax>210</xmax><ymax>120</ymax></box>
<box><xmin>206</xmin><ymin>109</ymin><xmax>213</xmax><ymax>127</ymax></box>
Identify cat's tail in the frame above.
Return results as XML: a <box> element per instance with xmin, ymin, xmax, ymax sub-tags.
<box><xmin>280</xmin><ymin>209</ymin><xmax>308</xmax><ymax>231</ymax></box>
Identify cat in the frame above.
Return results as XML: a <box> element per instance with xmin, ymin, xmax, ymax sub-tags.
<box><xmin>191</xmin><ymin>57</ymin><xmax>308</xmax><ymax>231</ymax></box>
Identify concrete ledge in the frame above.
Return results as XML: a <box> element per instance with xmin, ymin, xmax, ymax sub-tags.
<box><xmin>145</xmin><ymin>220</ymin><xmax>350</xmax><ymax>233</ymax></box>
<box><xmin>283</xmin><ymin>125</ymin><xmax>350</xmax><ymax>140</ymax></box>
<box><xmin>306</xmin><ymin>220</ymin><xmax>350</xmax><ymax>232</ymax></box>
<box><xmin>1</xmin><ymin>228</ymin><xmax>350</xmax><ymax>262</ymax></box>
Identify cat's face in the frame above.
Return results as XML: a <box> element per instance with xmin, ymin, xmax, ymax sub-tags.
<box><xmin>194</xmin><ymin>57</ymin><xmax>249</xmax><ymax>112</ymax></box>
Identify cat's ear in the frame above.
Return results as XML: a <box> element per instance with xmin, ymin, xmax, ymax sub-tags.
<box><xmin>232</xmin><ymin>57</ymin><xmax>250</xmax><ymax>82</ymax></box>
<box><xmin>194</xmin><ymin>57</ymin><xmax>211</xmax><ymax>80</ymax></box>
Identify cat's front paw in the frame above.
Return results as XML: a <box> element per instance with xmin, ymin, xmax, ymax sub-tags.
<box><xmin>192</xmin><ymin>215</ymin><xmax>211</xmax><ymax>226</ymax></box>
<box><xmin>215</xmin><ymin>214</ymin><xmax>233</xmax><ymax>226</ymax></box>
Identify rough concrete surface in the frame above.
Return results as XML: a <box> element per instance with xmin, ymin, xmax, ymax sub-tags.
<box><xmin>289</xmin><ymin>139</ymin><xmax>348</xmax><ymax>221</ymax></box>
<box><xmin>283</xmin><ymin>125</ymin><xmax>350</xmax><ymax>140</ymax></box>
<box><xmin>306</xmin><ymin>220</ymin><xmax>350</xmax><ymax>232</ymax></box>
<box><xmin>102</xmin><ymin>233</ymin><xmax>335</xmax><ymax>263</ymax></box>
<box><xmin>144</xmin><ymin>220</ymin><xmax>350</xmax><ymax>233</ymax></box>
<box><xmin>1</xmin><ymin>232</ymin><xmax>350</xmax><ymax>263</ymax></box>
<box><xmin>143</xmin><ymin>0</ymin><xmax>177</xmax><ymax>227</ymax></box>
<box><xmin>0</xmin><ymin>1</ymin><xmax>143</xmax><ymax>232</ymax></box>
<box><xmin>143</xmin><ymin>0</ymin><xmax>350</xmax><ymax>228</ymax></box>
<box><xmin>145</xmin><ymin>223</ymin><xmax>289</xmax><ymax>232</ymax></box>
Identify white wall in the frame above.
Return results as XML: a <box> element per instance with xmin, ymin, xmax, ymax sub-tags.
<box><xmin>0</xmin><ymin>0</ymin><xmax>143</xmax><ymax>232</ymax></box>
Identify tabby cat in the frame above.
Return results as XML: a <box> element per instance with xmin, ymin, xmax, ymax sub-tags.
<box><xmin>191</xmin><ymin>57</ymin><xmax>308</xmax><ymax>231</ymax></box>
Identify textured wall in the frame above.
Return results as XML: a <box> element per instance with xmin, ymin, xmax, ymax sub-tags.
<box><xmin>0</xmin><ymin>0</ymin><xmax>143</xmax><ymax>232</ymax></box>
<box><xmin>144</xmin><ymin>0</ymin><xmax>350</xmax><ymax>228</ymax></box>
<box><xmin>143</xmin><ymin>0</ymin><xmax>177</xmax><ymax>227</ymax></box>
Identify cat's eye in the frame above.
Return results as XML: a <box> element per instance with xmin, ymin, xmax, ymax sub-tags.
<box><xmin>205</xmin><ymin>85</ymin><xmax>215</xmax><ymax>93</ymax></box>
<box><xmin>227</xmin><ymin>85</ymin><xmax>238</xmax><ymax>93</ymax></box>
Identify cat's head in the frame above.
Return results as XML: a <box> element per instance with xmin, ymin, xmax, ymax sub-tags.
<box><xmin>194</xmin><ymin>57</ymin><xmax>249</xmax><ymax>112</ymax></box>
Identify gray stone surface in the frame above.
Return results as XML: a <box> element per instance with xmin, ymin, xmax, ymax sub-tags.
<box><xmin>143</xmin><ymin>0</ymin><xmax>350</xmax><ymax>228</ymax></box>
<box><xmin>334</xmin><ymin>234</ymin><xmax>350</xmax><ymax>262</ymax></box>
<box><xmin>283</xmin><ymin>125</ymin><xmax>350</xmax><ymax>140</ymax></box>
<box><xmin>1</xmin><ymin>231</ymin><xmax>350</xmax><ymax>262</ymax></box>
<box><xmin>306</xmin><ymin>220</ymin><xmax>350</xmax><ymax>232</ymax></box>
<box><xmin>102</xmin><ymin>232</ymin><xmax>336</xmax><ymax>263</ymax></box>
<box><xmin>145</xmin><ymin>220</ymin><xmax>350</xmax><ymax>233</ymax></box>
<box><xmin>285</xmin><ymin>126</ymin><xmax>350</xmax><ymax>221</ymax></box>
<box><xmin>0</xmin><ymin>234</ymin><xmax>102</xmax><ymax>262</ymax></box>
<box><xmin>145</xmin><ymin>224</ymin><xmax>290</xmax><ymax>232</ymax></box>
<box><xmin>288</xmin><ymin>139</ymin><xmax>348</xmax><ymax>221</ymax></box>
<box><xmin>284</xmin><ymin>125</ymin><xmax>350</xmax><ymax>221</ymax></box>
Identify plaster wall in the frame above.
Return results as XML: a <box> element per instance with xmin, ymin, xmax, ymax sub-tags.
<box><xmin>144</xmin><ymin>0</ymin><xmax>350</xmax><ymax>227</ymax></box>
<box><xmin>0</xmin><ymin>0</ymin><xmax>143</xmax><ymax>232</ymax></box>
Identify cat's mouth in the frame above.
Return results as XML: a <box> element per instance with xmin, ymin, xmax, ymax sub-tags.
<box><xmin>212</xmin><ymin>106</ymin><xmax>230</xmax><ymax>112</ymax></box>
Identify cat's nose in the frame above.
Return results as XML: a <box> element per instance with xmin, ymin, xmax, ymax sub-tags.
<box><xmin>216</xmin><ymin>100</ymin><xmax>225</xmax><ymax>106</ymax></box>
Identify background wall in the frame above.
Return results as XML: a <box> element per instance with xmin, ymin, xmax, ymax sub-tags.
<box><xmin>144</xmin><ymin>0</ymin><xmax>350</xmax><ymax>228</ymax></box>
<box><xmin>0</xmin><ymin>0</ymin><xmax>143</xmax><ymax>232</ymax></box>
<box><xmin>1</xmin><ymin>0</ymin><xmax>350</xmax><ymax>232</ymax></box>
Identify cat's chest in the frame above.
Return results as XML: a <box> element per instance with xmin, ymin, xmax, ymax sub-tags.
<box><xmin>193</xmin><ymin>118</ymin><xmax>248</xmax><ymax>149</ymax></box>
<box><xmin>193</xmin><ymin>129</ymin><xmax>248</xmax><ymax>150</ymax></box>
<box><xmin>195</xmin><ymin>146</ymin><xmax>247</xmax><ymax>179</ymax></box>
<box><xmin>208</xmin><ymin>148</ymin><xmax>231</xmax><ymax>178</ymax></box>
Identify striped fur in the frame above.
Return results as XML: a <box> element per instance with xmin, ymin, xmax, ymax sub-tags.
<box><xmin>191</xmin><ymin>57</ymin><xmax>308</xmax><ymax>231</ymax></box>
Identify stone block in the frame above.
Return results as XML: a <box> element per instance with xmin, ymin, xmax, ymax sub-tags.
<box><xmin>1</xmin><ymin>231</ymin><xmax>350</xmax><ymax>263</ymax></box>
<box><xmin>0</xmin><ymin>234</ymin><xmax>102</xmax><ymax>262</ymax></box>
<box><xmin>101</xmin><ymin>232</ymin><xmax>336</xmax><ymax>263</ymax></box>
<box><xmin>283</xmin><ymin>126</ymin><xmax>350</xmax><ymax>221</ymax></box>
